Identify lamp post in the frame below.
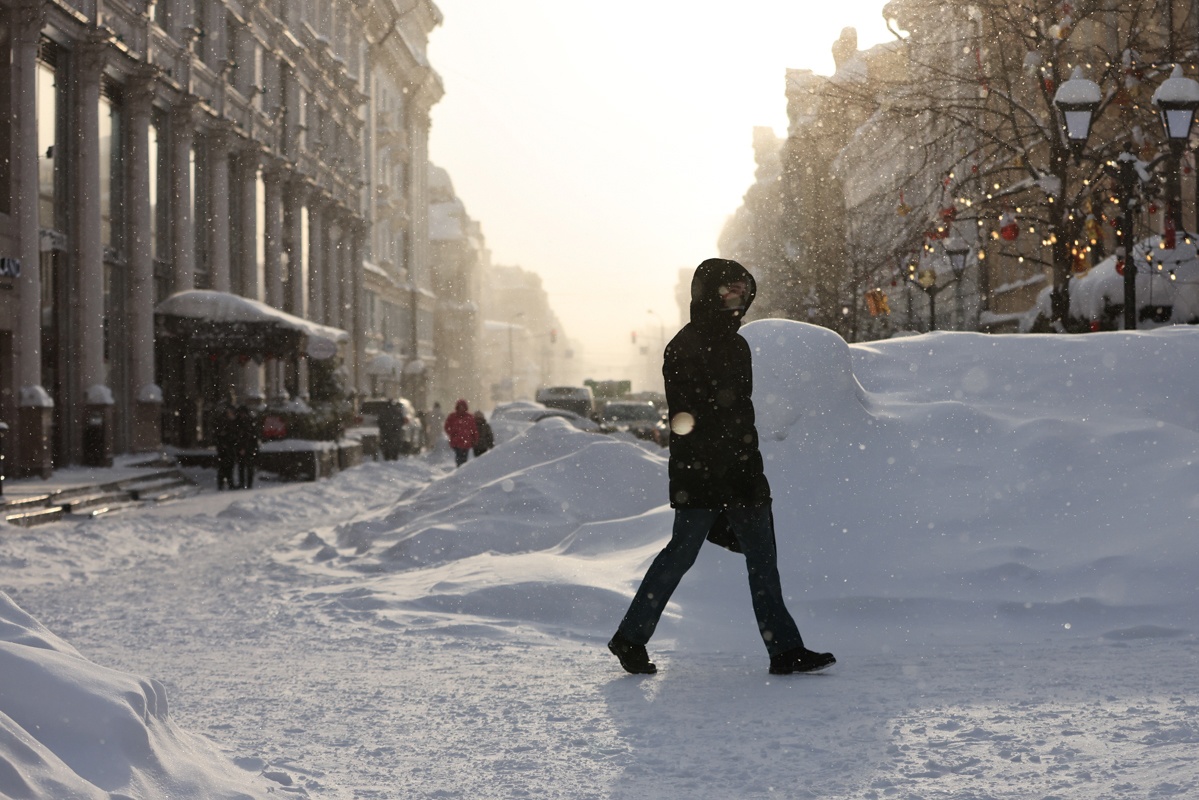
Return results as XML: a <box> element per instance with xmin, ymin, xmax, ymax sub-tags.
<box><xmin>646</xmin><ymin>309</ymin><xmax>665</xmax><ymax>393</ymax></box>
<box><xmin>507</xmin><ymin>311</ymin><xmax>524</xmax><ymax>402</ymax></box>
<box><xmin>909</xmin><ymin>237</ymin><xmax>970</xmax><ymax>331</ymax></box>
<box><xmin>1152</xmin><ymin>65</ymin><xmax>1199</xmax><ymax>237</ymax></box>
<box><xmin>1056</xmin><ymin>67</ymin><xmax>1138</xmax><ymax>328</ymax></box>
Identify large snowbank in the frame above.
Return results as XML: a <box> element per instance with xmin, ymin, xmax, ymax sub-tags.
<box><xmin>3</xmin><ymin>319</ymin><xmax>1198</xmax><ymax>798</ymax></box>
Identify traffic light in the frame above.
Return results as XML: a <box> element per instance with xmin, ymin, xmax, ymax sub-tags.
<box><xmin>549</xmin><ymin>328</ymin><xmax>557</xmax><ymax>343</ymax></box>
<box><xmin>630</xmin><ymin>331</ymin><xmax>637</xmax><ymax>344</ymax></box>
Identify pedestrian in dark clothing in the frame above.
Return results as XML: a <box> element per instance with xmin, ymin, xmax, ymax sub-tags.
<box><xmin>235</xmin><ymin>405</ymin><xmax>260</xmax><ymax>489</ymax></box>
<box><xmin>608</xmin><ymin>258</ymin><xmax>835</xmax><ymax>676</ymax></box>
<box><xmin>378</xmin><ymin>400</ymin><xmax>404</xmax><ymax>461</ymax></box>
<box><xmin>472</xmin><ymin>411</ymin><xmax>495</xmax><ymax>457</ymax></box>
<box><xmin>443</xmin><ymin>399</ymin><xmax>478</xmax><ymax>468</ymax></box>
<box><xmin>214</xmin><ymin>405</ymin><xmax>239</xmax><ymax>490</ymax></box>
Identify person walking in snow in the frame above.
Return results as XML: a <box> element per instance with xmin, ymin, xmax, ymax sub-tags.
<box><xmin>214</xmin><ymin>404</ymin><xmax>240</xmax><ymax>491</ymax></box>
<box><xmin>443</xmin><ymin>399</ymin><xmax>479</xmax><ymax>468</ymax></box>
<box><xmin>472</xmin><ymin>410</ymin><xmax>495</xmax><ymax>457</ymax></box>
<box><xmin>234</xmin><ymin>404</ymin><xmax>260</xmax><ymax>490</ymax></box>
<box><xmin>608</xmin><ymin>258</ymin><xmax>835</xmax><ymax>676</ymax></box>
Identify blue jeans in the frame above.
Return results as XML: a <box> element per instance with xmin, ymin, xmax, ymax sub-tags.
<box><xmin>453</xmin><ymin>447</ymin><xmax>470</xmax><ymax>467</ymax></box>
<box><xmin>616</xmin><ymin>505</ymin><xmax>804</xmax><ymax>656</ymax></box>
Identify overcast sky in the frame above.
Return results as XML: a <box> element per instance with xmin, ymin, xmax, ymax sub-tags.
<box><xmin>426</xmin><ymin>2</ymin><xmax>894</xmax><ymax>381</ymax></box>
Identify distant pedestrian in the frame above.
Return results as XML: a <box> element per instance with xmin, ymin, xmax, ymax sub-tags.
<box><xmin>214</xmin><ymin>405</ymin><xmax>239</xmax><ymax>491</ymax></box>
<box><xmin>425</xmin><ymin>401</ymin><xmax>443</xmax><ymax>452</ymax></box>
<box><xmin>472</xmin><ymin>411</ymin><xmax>495</xmax><ymax>457</ymax></box>
<box><xmin>443</xmin><ymin>399</ymin><xmax>478</xmax><ymax>468</ymax></box>
<box><xmin>235</xmin><ymin>405</ymin><xmax>260</xmax><ymax>489</ymax></box>
<box><xmin>607</xmin><ymin>258</ymin><xmax>835</xmax><ymax>676</ymax></box>
<box><xmin>378</xmin><ymin>400</ymin><xmax>404</xmax><ymax>461</ymax></box>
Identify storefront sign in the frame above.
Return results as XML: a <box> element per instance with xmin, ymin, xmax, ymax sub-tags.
<box><xmin>0</xmin><ymin>257</ymin><xmax>20</xmax><ymax>279</ymax></box>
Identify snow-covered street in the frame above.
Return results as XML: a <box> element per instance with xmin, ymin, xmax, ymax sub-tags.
<box><xmin>4</xmin><ymin>320</ymin><xmax>1199</xmax><ymax>799</ymax></box>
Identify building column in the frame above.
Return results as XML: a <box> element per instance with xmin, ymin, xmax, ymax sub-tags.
<box><xmin>347</xmin><ymin>221</ymin><xmax>366</xmax><ymax>397</ymax></box>
<box><xmin>325</xmin><ymin>215</ymin><xmax>342</xmax><ymax>329</ymax></box>
<box><xmin>170</xmin><ymin>99</ymin><xmax>197</xmax><ymax>293</ymax></box>
<box><xmin>11</xmin><ymin>1</ymin><xmax>53</xmax><ymax>477</ymax></box>
<box><xmin>263</xmin><ymin>162</ymin><xmax>285</xmax><ymax>310</ymax></box>
<box><xmin>283</xmin><ymin>179</ymin><xmax>308</xmax><ymax>399</ymax></box>
<box><xmin>207</xmin><ymin>124</ymin><xmax>235</xmax><ymax>293</ymax></box>
<box><xmin>262</xmin><ymin>161</ymin><xmax>286</xmax><ymax>401</ymax></box>
<box><xmin>236</xmin><ymin>147</ymin><xmax>263</xmax><ymax>401</ymax></box>
<box><xmin>75</xmin><ymin>35</ymin><xmax>113</xmax><ymax>466</ymax></box>
<box><xmin>126</xmin><ymin>72</ymin><xmax>162</xmax><ymax>452</ymax></box>
<box><xmin>307</xmin><ymin>196</ymin><xmax>326</xmax><ymax>326</ymax></box>
<box><xmin>283</xmin><ymin>179</ymin><xmax>307</xmax><ymax>318</ymax></box>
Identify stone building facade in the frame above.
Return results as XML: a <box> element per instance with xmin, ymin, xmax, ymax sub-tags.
<box><xmin>1</xmin><ymin>0</ymin><xmax>442</xmax><ymax>477</ymax></box>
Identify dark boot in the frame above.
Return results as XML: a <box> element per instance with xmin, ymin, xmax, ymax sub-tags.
<box><xmin>769</xmin><ymin>647</ymin><xmax>836</xmax><ymax>675</ymax></box>
<box><xmin>607</xmin><ymin>632</ymin><xmax>657</xmax><ymax>675</ymax></box>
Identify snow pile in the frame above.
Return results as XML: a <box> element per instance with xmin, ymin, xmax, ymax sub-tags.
<box><xmin>284</xmin><ymin>320</ymin><xmax>1199</xmax><ymax>655</ymax></box>
<box><xmin>3</xmin><ymin>319</ymin><xmax>1199</xmax><ymax>798</ymax></box>
<box><xmin>1039</xmin><ymin>233</ymin><xmax>1199</xmax><ymax>325</ymax></box>
<box><xmin>0</xmin><ymin>593</ymin><xmax>270</xmax><ymax>799</ymax></box>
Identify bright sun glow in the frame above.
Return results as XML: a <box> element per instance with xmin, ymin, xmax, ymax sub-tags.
<box><xmin>427</xmin><ymin>1</ymin><xmax>893</xmax><ymax>386</ymax></box>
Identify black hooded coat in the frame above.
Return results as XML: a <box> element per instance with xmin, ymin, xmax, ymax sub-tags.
<box><xmin>664</xmin><ymin>258</ymin><xmax>771</xmax><ymax>516</ymax></box>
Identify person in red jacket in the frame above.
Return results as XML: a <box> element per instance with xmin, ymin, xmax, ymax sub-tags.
<box><xmin>443</xmin><ymin>399</ymin><xmax>479</xmax><ymax>467</ymax></box>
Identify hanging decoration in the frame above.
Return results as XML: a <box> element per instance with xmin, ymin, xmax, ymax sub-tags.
<box><xmin>1163</xmin><ymin>214</ymin><xmax>1177</xmax><ymax>250</ymax></box>
<box><xmin>865</xmin><ymin>289</ymin><xmax>891</xmax><ymax>317</ymax></box>
<box><xmin>897</xmin><ymin>189</ymin><xmax>911</xmax><ymax>216</ymax></box>
<box><xmin>1000</xmin><ymin>212</ymin><xmax>1020</xmax><ymax>241</ymax></box>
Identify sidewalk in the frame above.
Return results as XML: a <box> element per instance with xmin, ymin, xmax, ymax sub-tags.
<box><xmin>1</xmin><ymin>453</ymin><xmax>176</xmax><ymax>505</ymax></box>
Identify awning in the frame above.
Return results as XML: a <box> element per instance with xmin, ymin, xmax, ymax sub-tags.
<box><xmin>155</xmin><ymin>290</ymin><xmax>350</xmax><ymax>360</ymax></box>
<box><xmin>365</xmin><ymin>352</ymin><xmax>401</xmax><ymax>377</ymax></box>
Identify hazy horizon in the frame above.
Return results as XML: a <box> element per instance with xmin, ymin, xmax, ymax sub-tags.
<box><xmin>426</xmin><ymin>1</ymin><xmax>894</xmax><ymax>389</ymax></box>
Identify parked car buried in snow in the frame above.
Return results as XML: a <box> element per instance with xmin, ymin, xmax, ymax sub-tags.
<box><xmin>534</xmin><ymin>385</ymin><xmax>596</xmax><ymax>419</ymax></box>
<box><xmin>598</xmin><ymin>400</ymin><xmax>667</xmax><ymax>446</ymax></box>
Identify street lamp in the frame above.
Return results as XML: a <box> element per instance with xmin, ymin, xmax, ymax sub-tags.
<box><xmin>945</xmin><ymin>237</ymin><xmax>970</xmax><ymax>278</ymax></box>
<box><xmin>1151</xmin><ymin>64</ymin><xmax>1199</xmax><ymax>235</ymax></box>
<box><xmin>507</xmin><ymin>311</ymin><xmax>524</xmax><ymax>402</ymax></box>
<box><xmin>1054</xmin><ymin>69</ymin><xmax>1137</xmax><ymax>328</ymax></box>
<box><xmin>908</xmin><ymin>237</ymin><xmax>971</xmax><ymax>331</ymax></box>
<box><xmin>1053</xmin><ymin>66</ymin><xmax>1102</xmax><ymax>163</ymax></box>
<box><xmin>645</xmin><ymin>309</ymin><xmax>665</xmax><ymax>393</ymax></box>
<box><xmin>1152</xmin><ymin>65</ymin><xmax>1199</xmax><ymax>142</ymax></box>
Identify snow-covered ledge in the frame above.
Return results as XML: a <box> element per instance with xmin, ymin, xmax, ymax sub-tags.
<box><xmin>138</xmin><ymin>383</ymin><xmax>164</xmax><ymax>404</ymax></box>
<box><xmin>18</xmin><ymin>385</ymin><xmax>53</xmax><ymax>408</ymax></box>
<box><xmin>85</xmin><ymin>385</ymin><xmax>116</xmax><ymax>406</ymax></box>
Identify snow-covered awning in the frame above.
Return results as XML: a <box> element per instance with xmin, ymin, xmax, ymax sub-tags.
<box><xmin>155</xmin><ymin>290</ymin><xmax>350</xmax><ymax>360</ymax></box>
<box><xmin>365</xmin><ymin>352</ymin><xmax>401</xmax><ymax>377</ymax></box>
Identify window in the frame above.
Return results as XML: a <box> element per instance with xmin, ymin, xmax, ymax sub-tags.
<box><xmin>225</xmin><ymin>17</ymin><xmax>239</xmax><ymax>87</ymax></box>
<box><xmin>36</xmin><ymin>52</ymin><xmax>59</xmax><ymax>231</ymax></box>
<box><xmin>99</xmin><ymin>82</ymin><xmax>124</xmax><ymax>253</ymax></box>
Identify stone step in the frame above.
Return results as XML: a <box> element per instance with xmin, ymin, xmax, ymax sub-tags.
<box><xmin>60</xmin><ymin>490</ymin><xmax>137</xmax><ymax>514</ymax></box>
<box><xmin>3</xmin><ymin>506</ymin><xmax>65</xmax><ymax>527</ymax></box>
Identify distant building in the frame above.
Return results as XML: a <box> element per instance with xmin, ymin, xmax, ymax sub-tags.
<box><xmin>428</xmin><ymin>164</ymin><xmax>486</xmax><ymax>408</ymax></box>
<box><xmin>481</xmin><ymin>265</ymin><xmax>567</xmax><ymax>405</ymax></box>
